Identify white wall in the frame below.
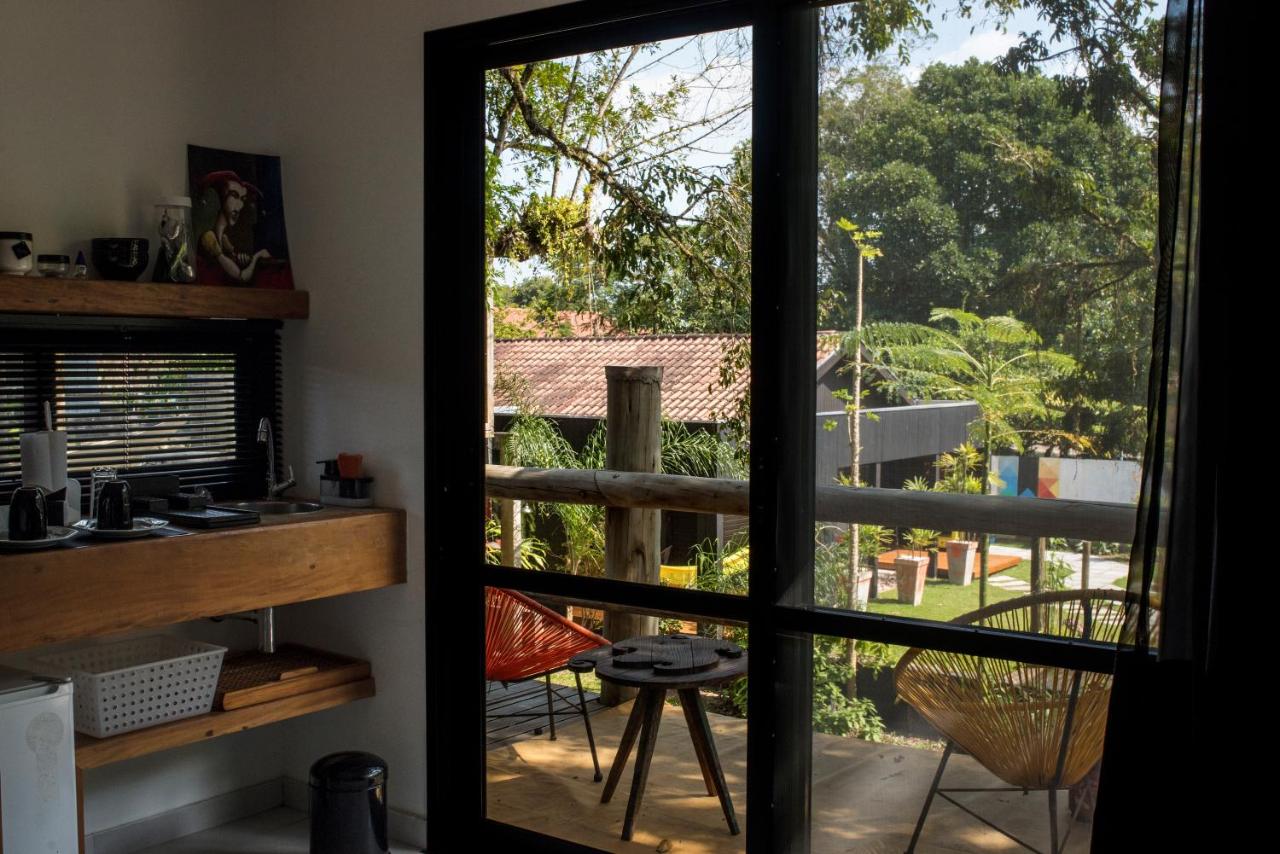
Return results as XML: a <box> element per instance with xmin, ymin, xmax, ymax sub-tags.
<box><xmin>2</xmin><ymin>0</ymin><xmax>570</xmax><ymax>838</ymax></box>
<box><xmin>0</xmin><ymin>0</ymin><xmax>290</xmax><ymax>834</ymax></box>
<box><xmin>0</xmin><ymin>1</ymin><xmax>280</xmax><ymax>276</ymax></box>
<box><xmin>271</xmin><ymin>0</ymin><xmax>563</xmax><ymax>829</ymax></box>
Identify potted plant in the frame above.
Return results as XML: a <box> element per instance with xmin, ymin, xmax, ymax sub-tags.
<box><xmin>895</xmin><ymin>528</ymin><xmax>937</xmax><ymax>606</ymax></box>
<box><xmin>945</xmin><ymin>536</ymin><xmax>978</xmax><ymax>586</ymax></box>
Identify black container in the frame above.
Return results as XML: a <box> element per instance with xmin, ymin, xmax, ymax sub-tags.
<box><xmin>91</xmin><ymin>238</ymin><xmax>149</xmax><ymax>281</ymax></box>
<box><xmin>8</xmin><ymin>485</ymin><xmax>48</xmax><ymax>540</ymax></box>
<box><xmin>309</xmin><ymin>752</ymin><xmax>389</xmax><ymax>854</ymax></box>
<box><xmin>96</xmin><ymin>480</ymin><xmax>133</xmax><ymax>530</ymax></box>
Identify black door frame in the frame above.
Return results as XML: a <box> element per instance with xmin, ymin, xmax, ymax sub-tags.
<box><xmin>424</xmin><ymin>1</ymin><xmax>1164</xmax><ymax>850</ymax></box>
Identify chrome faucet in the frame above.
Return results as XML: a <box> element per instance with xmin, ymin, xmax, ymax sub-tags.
<box><xmin>257</xmin><ymin>417</ymin><xmax>295</xmax><ymax>497</ymax></box>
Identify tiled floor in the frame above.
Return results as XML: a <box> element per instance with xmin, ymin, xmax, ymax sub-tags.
<box><xmin>137</xmin><ymin>806</ymin><xmax>421</xmax><ymax>853</ymax></box>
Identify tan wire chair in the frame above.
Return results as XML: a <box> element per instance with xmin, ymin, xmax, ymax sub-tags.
<box><xmin>895</xmin><ymin>588</ymin><xmax>1134</xmax><ymax>854</ymax></box>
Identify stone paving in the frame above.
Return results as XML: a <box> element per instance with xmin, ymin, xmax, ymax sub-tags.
<box><xmin>983</xmin><ymin>544</ymin><xmax>1129</xmax><ymax>594</ymax></box>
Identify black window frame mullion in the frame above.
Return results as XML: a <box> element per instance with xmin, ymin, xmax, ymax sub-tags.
<box><xmin>750</xmin><ymin>2</ymin><xmax>818</xmax><ymax>851</ymax></box>
<box><xmin>424</xmin><ymin>20</ymin><xmax>489</xmax><ymax>853</ymax></box>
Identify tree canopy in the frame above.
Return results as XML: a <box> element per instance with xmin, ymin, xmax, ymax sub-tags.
<box><xmin>820</xmin><ymin>58</ymin><xmax>1155</xmax><ymax>456</ymax></box>
<box><xmin>485</xmin><ymin>1</ymin><xmax>1162</xmax><ymax>459</ymax></box>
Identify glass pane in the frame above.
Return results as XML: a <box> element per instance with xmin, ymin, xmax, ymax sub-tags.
<box><xmin>484</xmin><ymin>29</ymin><xmax>753</xmax><ymax>597</ymax></box>
<box><xmin>811</xmin><ymin>1</ymin><xmax>1163</xmax><ymax>630</ymax></box>
<box><xmin>485</xmin><ymin>589</ymin><xmax>747</xmax><ymax>851</ymax></box>
<box><xmin>810</xmin><ymin>622</ymin><xmax>1118</xmax><ymax>852</ymax></box>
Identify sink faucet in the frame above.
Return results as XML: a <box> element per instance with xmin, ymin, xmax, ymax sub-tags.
<box><xmin>257</xmin><ymin>417</ymin><xmax>295</xmax><ymax>497</ymax></box>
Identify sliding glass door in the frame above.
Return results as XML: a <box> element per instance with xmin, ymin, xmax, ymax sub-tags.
<box><xmin>425</xmin><ymin>1</ymin><xmax>1191</xmax><ymax>851</ymax></box>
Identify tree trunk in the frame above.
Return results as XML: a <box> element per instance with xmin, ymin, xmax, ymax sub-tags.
<box><xmin>602</xmin><ymin>366</ymin><xmax>663</xmax><ymax>706</ymax></box>
<box><xmin>844</xmin><ymin>251</ymin><xmax>865</xmax><ymax>697</ymax></box>
<box><xmin>979</xmin><ymin>422</ymin><xmax>992</xmax><ymax>610</ymax></box>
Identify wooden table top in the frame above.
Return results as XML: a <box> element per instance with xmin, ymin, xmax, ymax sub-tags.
<box><xmin>579</xmin><ymin>634</ymin><xmax>747</xmax><ymax>690</ymax></box>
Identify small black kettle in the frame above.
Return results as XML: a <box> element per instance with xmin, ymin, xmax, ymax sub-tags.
<box><xmin>8</xmin><ymin>485</ymin><xmax>49</xmax><ymax>540</ymax></box>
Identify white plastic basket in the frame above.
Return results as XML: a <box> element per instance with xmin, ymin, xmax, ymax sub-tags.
<box><xmin>34</xmin><ymin>635</ymin><xmax>226</xmax><ymax>738</ymax></box>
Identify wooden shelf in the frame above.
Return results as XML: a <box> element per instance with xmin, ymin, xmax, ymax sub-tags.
<box><xmin>0</xmin><ymin>274</ymin><xmax>308</xmax><ymax>320</ymax></box>
<box><xmin>0</xmin><ymin>506</ymin><xmax>406</xmax><ymax>654</ymax></box>
<box><xmin>74</xmin><ymin>678</ymin><xmax>376</xmax><ymax>769</ymax></box>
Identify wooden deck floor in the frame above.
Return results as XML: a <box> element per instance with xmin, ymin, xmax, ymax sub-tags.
<box><xmin>488</xmin><ymin>700</ymin><xmax>1093</xmax><ymax>853</ymax></box>
<box><xmin>486</xmin><ymin>678</ymin><xmax>605</xmax><ymax>749</ymax></box>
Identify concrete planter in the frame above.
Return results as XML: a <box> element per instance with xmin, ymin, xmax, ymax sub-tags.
<box><xmin>946</xmin><ymin>540</ymin><xmax>978</xmax><ymax>586</ymax></box>
<box><xmin>853</xmin><ymin>568</ymin><xmax>872</xmax><ymax>608</ymax></box>
<box><xmin>893</xmin><ymin>555</ymin><xmax>929</xmax><ymax>606</ymax></box>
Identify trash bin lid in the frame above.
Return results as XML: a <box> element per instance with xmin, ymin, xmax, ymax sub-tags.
<box><xmin>309</xmin><ymin>751</ymin><xmax>388</xmax><ymax>792</ymax></box>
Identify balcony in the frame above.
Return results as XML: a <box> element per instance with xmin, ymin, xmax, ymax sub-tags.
<box><xmin>488</xmin><ymin>695</ymin><xmax>1094</xmax><ymax>852</ymax></box>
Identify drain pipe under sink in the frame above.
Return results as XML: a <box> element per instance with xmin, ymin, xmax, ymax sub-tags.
<box><xmin>257</xmin><ymin>607</ymin><xmax>276</xmax><ymax>654</ymax></box>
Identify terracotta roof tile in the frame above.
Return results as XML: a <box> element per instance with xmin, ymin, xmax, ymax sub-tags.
<box><xmin>495</xmin><ymin>333</ymin><xmax>842</xmax><ymax>423</ymax></box>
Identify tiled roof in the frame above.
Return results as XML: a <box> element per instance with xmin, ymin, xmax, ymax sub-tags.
<box><xmin>495</xmin><ymin>333</ymin><xmax>843</xmax><ymax>423</ymax></box>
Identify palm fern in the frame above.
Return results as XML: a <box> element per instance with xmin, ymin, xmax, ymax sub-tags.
<box><xmin>851</xmin><ymin>307</ymin><xmax>1077</xmax><ymax>455</ymax></box>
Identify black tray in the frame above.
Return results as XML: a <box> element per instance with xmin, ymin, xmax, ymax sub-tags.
<box><xmin>155</xmin><ymin>506</ymin><xmax>260</xmax><ymax>529</ymax></box>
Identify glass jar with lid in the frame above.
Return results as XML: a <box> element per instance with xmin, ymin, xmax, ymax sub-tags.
<box><xmin>37</xmin><ymin>254</ymin><xmax>70</xmax><ymax>277</ymax></box>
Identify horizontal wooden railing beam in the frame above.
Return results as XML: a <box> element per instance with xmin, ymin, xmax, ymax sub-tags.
<box><xmin>485</xmin><ymin>464</ymin><xmax>1137</xmax><ymax>543</ymax></box>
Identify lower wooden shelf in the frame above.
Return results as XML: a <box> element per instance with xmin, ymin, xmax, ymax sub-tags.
<box><xmin>74</xmin><ymin>678</ymin><xmax>376</xmax><ymax>770</ymax></box>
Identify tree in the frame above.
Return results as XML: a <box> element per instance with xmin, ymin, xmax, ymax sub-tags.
<box><xmin>856</xmin><ymin>307</ymin><xmax>1076</xmax><ymax>606</ymax></box>
<box><xmin>819</xmin><ymin>58</ymin><xmax>1156</xmax><ymax>458</ymax></box>
<box><xmin>832</xmin><ymin>218</ymin><xmax>882</xmax><ymax>608</ymax></box>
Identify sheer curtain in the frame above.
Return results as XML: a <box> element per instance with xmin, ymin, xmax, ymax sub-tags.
<box><xmin>1094</xmin><ymin>0</ymin><xmax>1218</xmax><ymax>846</ymax></box>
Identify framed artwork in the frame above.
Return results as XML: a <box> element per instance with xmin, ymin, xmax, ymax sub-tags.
<box><xmin>188</xmin><ymin>144</ymin><xmax>293</xmax><ymax>288</ymax></box>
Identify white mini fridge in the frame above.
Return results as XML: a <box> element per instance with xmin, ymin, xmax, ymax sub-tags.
<box><xmin>0</xmin><ymin>666</ymin><xmax>79</xmax><ymax>853</ymax></box>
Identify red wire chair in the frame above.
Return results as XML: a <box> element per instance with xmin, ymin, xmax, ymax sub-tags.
<box><xmin>486</xmin><ymin>587</ymin><xmax>610</xmax><ymax>781</ymax></box>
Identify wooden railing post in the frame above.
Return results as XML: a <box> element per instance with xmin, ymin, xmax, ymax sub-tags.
<box><xmin>1081</xmin><ymin>540</ymin><xmax>1091</xmax><ymax>590</ymax></box>
<box><xmin>497</xmin><ymin>435</ymin><xmax>522</xmax><ymax>568</ymax></box>
<box><xmin>1030</xmin><ymin>536</ymin><xmax>1046</xmax><ymax>632</ymax></box>
<box><xmin>601</xmin><ymin>365</ymin><xmax>662</xmax><ymax>706</ymax></box>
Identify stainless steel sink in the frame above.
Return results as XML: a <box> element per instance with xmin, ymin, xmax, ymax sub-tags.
<box><xmin>213</xmin><ymin>499</ymin><xmax>325</xmax><ymax>515</ymax></box>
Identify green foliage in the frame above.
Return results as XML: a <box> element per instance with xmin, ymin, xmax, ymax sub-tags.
<box><xmin>501</xmin><ymin>411</ymin><xmax>742</xmax><ymax>576</ymax></box>
<box><xmin>821</xmin><ymin>56</ymin><xmax>1155</xmax><ymax>457</ymax></box>
<box><xmin>692</xmin><ymin>526</ymin><xmax>884</xmax><ymax>740</ymax></box>
<box><xmin>859</xmin><ymin>307</ymin><xmax>1077</xmax><ymax>456</ymax></box>
<box><xmin>1043</xmin><ymin>553</ymin><xmax>1074</xmax><ymax>591</ymax></box>
<box><xmin>484</xmin><ymin>511</ymin><xmax>550</xmax><ymax>571</ymax></box>
<box><xmin>501</xmin><ymin>413</ymin><xmax>605</xmax><ymax>575</ymax></box>
<box><xmin>934</xmin><ymin>443</ymin><xmax>987</xmax><ymax>495</ymax></box>
<box><xmin>813</xmin><ymin>635</ymin><xmax>885</xmax><ymax>740</ymax></box>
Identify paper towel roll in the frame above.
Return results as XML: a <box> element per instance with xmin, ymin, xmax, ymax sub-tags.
<box><xmin>20</xmin><ymin>430</ymin><xmax>68</xmax><ymax>490</ymax></box>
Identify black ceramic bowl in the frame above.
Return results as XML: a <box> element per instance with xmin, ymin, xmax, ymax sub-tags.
<box><xmin>91</xmin><ymin>238</ymin><xmax>150</xmax><ymax>281</ymax></box>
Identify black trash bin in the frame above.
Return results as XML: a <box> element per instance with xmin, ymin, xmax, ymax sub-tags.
<box><xmin>309</xmin><ymin>751</ymin><xmax>389</xmax><ymax>854</ymax></box>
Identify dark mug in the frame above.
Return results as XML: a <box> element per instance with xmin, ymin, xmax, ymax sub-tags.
<box><xmin>96</xmin><ymin>480</ymin><xmax>133</xmax><ymax>530</ymax></box>
<box><xmin>8</xmin><ymin>485</ymin><xmax>49</xmax><ymax>540</ymax></box>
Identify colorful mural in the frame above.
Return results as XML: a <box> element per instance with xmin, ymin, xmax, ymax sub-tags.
<box><xmin>991</xmin><ymin>456</ymin><xmax>1140</xmax><ymax>504</ymax></box>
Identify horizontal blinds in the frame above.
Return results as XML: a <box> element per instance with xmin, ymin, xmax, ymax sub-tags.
<box><xmin>0</xmin><ymin>322</ymin><xmax>280</xmax><ymax>505</ymax></box>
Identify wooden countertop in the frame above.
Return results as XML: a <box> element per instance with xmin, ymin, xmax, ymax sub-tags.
<box><xmin>0</xmin><ymin>505</ymin><xmax>406</xmax><ymax>653</ymax></box>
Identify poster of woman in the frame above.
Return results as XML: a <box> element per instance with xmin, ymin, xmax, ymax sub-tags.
<box><xmin>188</xmin><ymin>144</ymin><xmax>293</xmax><ymax>288</ymax></box>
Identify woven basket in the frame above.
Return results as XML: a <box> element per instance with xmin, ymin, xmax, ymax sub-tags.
<box><xmin>36</xmin><ymin>635</ymin><xmax>226</xmax><ymax>738</ymax></box>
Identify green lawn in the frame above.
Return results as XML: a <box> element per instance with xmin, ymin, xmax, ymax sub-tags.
<box><xmin>866</xmin><ymin>572</ymin><xmax>1022</xmax><ymax>664</ymax></box>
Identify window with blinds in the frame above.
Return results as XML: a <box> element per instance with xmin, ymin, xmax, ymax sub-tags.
<box><xmin>1</xmin><ymin>320</ymin><xmax>280</xmax><ymax>506</ymax></box>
